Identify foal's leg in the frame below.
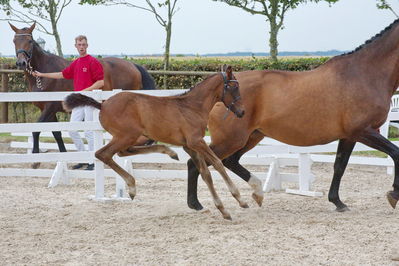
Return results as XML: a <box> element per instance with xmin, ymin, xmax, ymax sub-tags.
<box><xmin>117</xmin><ymin>144</ymin><xmax>178</xmax><ymax>160</ymax></box>
<box><xmin>184</xmin><ymin>147</ymin><xmax>232</xmax><ymax>220</ymax></box>
<box><xmin>95</xmin><ymin>137</ymin><xmax>139</xmax><ymax>200</ymax></box>
<box><xmin>357</xmin><ymin>128</ymin><xmax>399</xmax><ymax>209</ymax></box>
<box><xmin>328</xmin><ymin>139</ymin><xmax>356</xmax><ymax>212</ymax></box>
<box><xmin>188</xmin><ymin>139</ymin><xmax>248</xmax><ymax>209</ymax></box>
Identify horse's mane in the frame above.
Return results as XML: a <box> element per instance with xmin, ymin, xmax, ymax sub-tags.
<box><xmin>340</xmin><ymin>18</ymin><xmax>399</xmax><ymax>57</ymax></box>
<box><xmin>174</xmin><ymin>73</ymin><xmax>219</xmax><ymax>96</ymax></box>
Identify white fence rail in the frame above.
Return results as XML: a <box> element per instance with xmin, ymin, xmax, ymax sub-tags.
<box><xmin>1</xmin><ymin>90</ymin><xmax>398</xmax><ymax>200</ymax></box>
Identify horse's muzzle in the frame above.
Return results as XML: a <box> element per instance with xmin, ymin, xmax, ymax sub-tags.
<box><xmin>16</xmin><ymin>59</ymin><xmax>27</xmax><ymax>70</ymax></box>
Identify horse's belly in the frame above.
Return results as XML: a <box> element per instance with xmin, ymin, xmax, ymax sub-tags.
<box><xmin>260</xmin><ymin>120</ymin><xmax>343</xmax><ymax>146</ymax></box>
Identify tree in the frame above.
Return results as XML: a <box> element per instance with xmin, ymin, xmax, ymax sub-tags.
<box><xmin>376</xmin><ymin>0</ymin><xmax>398</xmax><ymax>18</ymax></box>
<box><xmin>0</xmin><ymin>0</ymin><xmax>72</xmax><ymax>57</ymax></box>
<box><xmin>213</xmin><ymin>0</ymin><xmax>338</xmax><ymax>62</ymax></box>
<box><xmin>80</xmin><ymin>0</ymin><xmax>178</xmax><ymax>86</ymax></box>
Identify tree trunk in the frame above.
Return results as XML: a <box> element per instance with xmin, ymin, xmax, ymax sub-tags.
<box><xmin>49</xmin><ymin>0</ymin><xmax>63</xmax><ymax>57</ymax></box>
<box><xmin>269</xmin><ymin>19</ymin><xmax>279</xmax><ymax>62</ymax></box>
<box><xmin>163</xmin><ymin>19</ymin><xmax>172</xmax><ymax>89</ymax></box>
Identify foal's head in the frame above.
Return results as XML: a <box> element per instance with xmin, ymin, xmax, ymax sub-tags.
<box><xmin>9</xmin><ymin>22</ymin><xmax>36</xmax><ymax>70</ymax></box>
<box><xmin>221</xmin><ymin>65</ymin><xmax>245</xmax><ymax>118</ymax></box>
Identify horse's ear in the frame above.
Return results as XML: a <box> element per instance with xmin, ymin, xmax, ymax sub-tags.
<box><xmin>221</xmin><ymin>64</ymin><xmax>228</xmax><ymax>72</ymax></box>
<box><xmin>9</xmin><ymin>22</ymin><xmax>19</xmax><ymax>33</ymax></box>
<box><xmin>28</xmin><ymin>22</ymin><xmax>36</xmax><ymax>33</ymax></box>
<box><xmin>225</xmin><ymin>65</ymin><xmax>233</xmax><ymax>80</ymax></box>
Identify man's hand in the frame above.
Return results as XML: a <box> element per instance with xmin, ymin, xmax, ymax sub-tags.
<box><xmin>32</xmin><ymin>71</ymin><xmax>42</xmax><ymax>77</ymax></box>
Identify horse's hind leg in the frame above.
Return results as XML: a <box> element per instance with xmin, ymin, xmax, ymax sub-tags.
<box><xmin>117</xmin><ymin>144</ymin><xmax>178</xmax><ymax>160</ymax></box>
<box><xmin>95</xmin><ymin>137</ymin><xmax>138</xmax><ymax>200</ymax></box>
<box><xmin>221</xmin><ymin>130</ymin><xmax>265</xmax><ymax>207</ymax></box>
<box><xmin>357</xmin><ymin>128</ymin><xmax>399</xmax><ymax>209</ymax></box>
<box><xmin>188</xmin><ymin>139</ymin><xmax>248</xmax><ymax>209</ymax></box>
<box><xmin>328</xmin><ymin>139</ymin><xmax>355</xmax><ymax>212</ymax></box>
<box><xmin>184</xmin><ymin>147</ymin><xmax>232</xmax><ymax>220</ymax></box>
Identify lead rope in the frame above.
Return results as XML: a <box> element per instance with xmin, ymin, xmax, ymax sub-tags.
<box><xmin>27</xmin><ymin>61</ymin><xmax>43</xmax><ymax>90</ymax></box>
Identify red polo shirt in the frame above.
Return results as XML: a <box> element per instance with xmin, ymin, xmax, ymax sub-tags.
<box><xmin>62</xmin><ymin>55</ymin><xmax>104</xmax><ymax>91</ymax></box>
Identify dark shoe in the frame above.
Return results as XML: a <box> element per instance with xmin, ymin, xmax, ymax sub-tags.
<box><xmin>72</xmin><ymin>163</ymin><xmax>88</xmax><ymax>170</ymax></box>
<box><xmin>85</xmin><ymin>163</ymin><xmax>94</xmax><ymax>171</ymax></box>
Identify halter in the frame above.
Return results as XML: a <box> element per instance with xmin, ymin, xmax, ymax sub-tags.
<box><xmin>221</xmin><ymin>72</ymin><xmax>241</xmax><ymax>119</ymax></box>
<box><xmin>14</xmin><ymin>33</ymin><xmax>43</xmax><ymax>90</ymax></box>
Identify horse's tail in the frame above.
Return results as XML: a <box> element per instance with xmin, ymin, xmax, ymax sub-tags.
<box><xmin>134</xmin><ymin>63</ymin><xmax>156</xmax><ymax>90</ymax></box>
<box><xmin>63</xmin><ymin>93</ymin><xmax>102</xmax><ymax>112</ymax></box>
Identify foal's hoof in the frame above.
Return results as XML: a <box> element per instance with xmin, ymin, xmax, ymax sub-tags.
<box><xmin>223</xmin><ymin>213</ymin><xmax>232</xmax><ymax>221</ymax></box>
<box><xmin>129</xmin><ymin>193</ymin><xmax>135</xmax><ymax>200</ymax></box>
<box><xmin>386</xmin><ymin>191</ymin><xmax>399</xmax><ymax>209</ymax></box>
<box><xmin>240</xmin><ymin>202</ymin><xmax>249</xmax><ymax>208</ymax></box>
<box><xmin>32</xmin><ymin>162</ymin><xmax>41</xmax><ymax>169</ymax></box>
<box><xmin>252</xmin><ymin>192</ymin><xmax>264</xmax><ymax>207</ymax></box>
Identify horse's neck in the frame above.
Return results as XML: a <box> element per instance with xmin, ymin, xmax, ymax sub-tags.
<box><xmin>183</xmin><ymin>74</ymin><xmax>223</xmax><ymax>114</ymax></box>
<box><xmin>351</xmin><ymin>23</ymin><xmax>399</xmax><ymax>94</ymax></box>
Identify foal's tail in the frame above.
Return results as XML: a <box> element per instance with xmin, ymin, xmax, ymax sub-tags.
<box><xmin>134</xmin><ymin>63</ymin><xmax>156</xmax><ymax>90</ymax></box>
<box><xmin>63</xmin><ymin>93</ymin><xmax>102</xmax><ymax>112</ymax></box>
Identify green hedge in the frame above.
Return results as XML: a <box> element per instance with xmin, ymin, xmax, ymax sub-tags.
<box><xmin>0</xmin><ymin>56</ymin><xmax>330</xmax><ymax>122</ymax></box>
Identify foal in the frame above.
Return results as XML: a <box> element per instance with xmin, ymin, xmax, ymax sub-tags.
<box><xmin>64</xmin><ymin>66</ymin><xmax>247</xmax><ymax>220</ymax></box>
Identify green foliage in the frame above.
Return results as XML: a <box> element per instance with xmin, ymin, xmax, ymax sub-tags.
<box><xmin>131</xmin><ymin>56</ymin><xmax>329</xmax><ymax>89</ymax></box>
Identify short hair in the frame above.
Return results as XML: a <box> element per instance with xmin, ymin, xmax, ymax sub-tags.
<box><xmin>75</xmin><ymin>35</ymin><xmax>87</xmax><ymax>43</ymax></box>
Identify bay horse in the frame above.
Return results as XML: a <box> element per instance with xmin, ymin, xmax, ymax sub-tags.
<box><xmin>9</xmin><ymin>22</ymin><xmax>156</xmax><ymax>167</ymax></box>
<box><xmin>187</xmin><ymin>19</ymin><xmax>399</xmax><ymax>213</ymax></box>
<box><xmin>63</xmin><ymin>65</ymin><xmax>247</xmax><ymax>220</ymax></box>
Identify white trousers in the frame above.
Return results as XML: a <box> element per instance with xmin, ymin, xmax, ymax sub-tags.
<box><xmin>69</xmin><ymin>106</ymin><xmax>94</xmax><ymax>152</ymax></box>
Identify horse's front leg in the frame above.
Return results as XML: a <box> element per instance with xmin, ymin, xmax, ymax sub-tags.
<box><xmin>357</xmin><ymin>128</ymin><xmax>399</xmax><ymax>208</ymax></box>
<box><xmin>328</xmin><ymin>139</ymin><xmax>356</xmax><ymax>212</ymax></box>
<box><xmin>31</xmin><ymin>103</ymin><xmax>66</xmax><ymax>168</ymax></box>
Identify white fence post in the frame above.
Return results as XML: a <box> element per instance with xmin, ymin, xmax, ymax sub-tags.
<box><xmin>92</xmin><ymin>90</ymin><xmax>105</xmax><ymax>200</ymax></box>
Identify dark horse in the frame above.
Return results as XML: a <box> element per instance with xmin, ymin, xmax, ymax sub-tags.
<box><xmin>63</xmin><ymin>65</ymin><xmax>247</xmax><ymax>220</ymax></box>
<box><xmin>10</xmin><ymin>22</ymin><xmax>156</xmax><ymax>167</ymax></box>
<box><xmin>187</xmin><ymin>19</ymin><xmax>399</xmax><ymax>212</ymax></box>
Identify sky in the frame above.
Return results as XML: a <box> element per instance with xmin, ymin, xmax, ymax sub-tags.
<box><xmin>1</xmin><ymin>0</ymin><xmax>399</xmax><ymax>56</ymax></box>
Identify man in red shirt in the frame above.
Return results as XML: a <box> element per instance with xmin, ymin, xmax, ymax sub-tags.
<box><xmin>34</xmin><ymin>35</ymin><xmax>104</xmax><ymax>170</ymax></box>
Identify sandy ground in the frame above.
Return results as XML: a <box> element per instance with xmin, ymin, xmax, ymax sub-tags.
<box><xmin>1</xmin><ymin>143</ymin><xmax>399</xmax><ymax>265</ymax></box>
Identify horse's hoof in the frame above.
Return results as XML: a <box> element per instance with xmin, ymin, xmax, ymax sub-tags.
<box><xmin>240</xmin><ymin>202</ymin><xmax>249</xmax><ymax>208</ymax></box>
<box><xmin>32</xmin><ymin>162</ymin><xmax>40</xmax><ymax>169</ymax></box>
<box><xmin>386</xmin><ymin>191</ymin><xmax>398</xmax><ymax>209</ymax></box>
<box><xmin>188</xmin><ymin>200</ymin><xmax>204</xmax><ymax>211</ymax></box>
<box><xmin>252</xmin><ymin>192</ymin><xmax>264</xmax><ymax>207</ymax></box>
<box><xmin>335</xmin><ymin>206</ymin><xmax>350</xmax><ymax>212</ymax></box>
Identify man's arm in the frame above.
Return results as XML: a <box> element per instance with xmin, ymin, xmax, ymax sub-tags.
<box><xmin>82</xmin><ymin>79</ymin><xmax>104</xmax><ymax>91</ymax></box>
<box><xmin>33</xmin><ymin>71</ymin><xmax>64</xmax><ymax>79</ymax></box>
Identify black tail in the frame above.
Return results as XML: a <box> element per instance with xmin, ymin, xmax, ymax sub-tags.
<box><xmin>63</xmin><ymin>93</ymin><xmax>102</xmax><ymax>112</ymax></box>
<box><xmin>134</xmin><ymin>63</ymin><xmax>156</xmax><ymax>90</ymax></box>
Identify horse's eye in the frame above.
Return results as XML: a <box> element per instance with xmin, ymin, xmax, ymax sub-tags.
<box><xmin>29</xmin><ymin>40</ymin><xmax>33</xmax><ymax>44</ymax></box>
